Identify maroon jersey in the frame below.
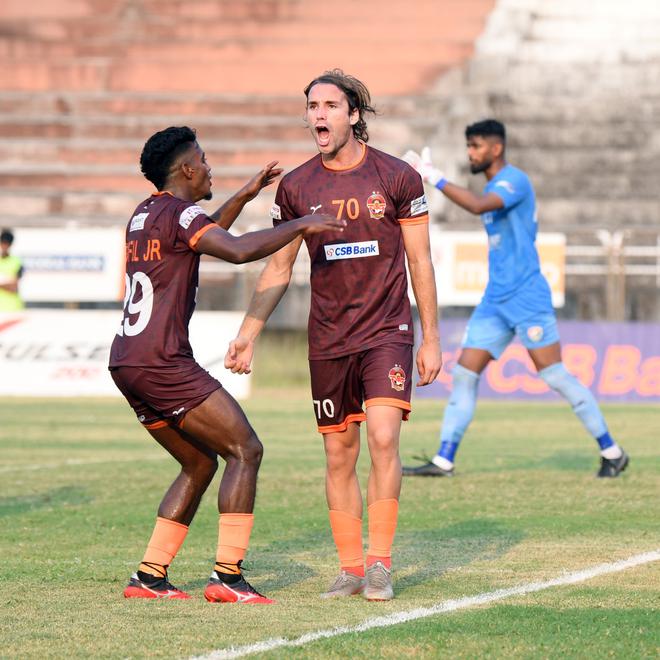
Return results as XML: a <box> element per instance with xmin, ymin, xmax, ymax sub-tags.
<box><xmin>109</xmin><ymin>192</ymin><xmax>216</xmax><ymax>367</ymax></box>
<box><xmin>272</xmin><ymin>145</ymin><xmax>429</xmax><ymax>359</ymax></box>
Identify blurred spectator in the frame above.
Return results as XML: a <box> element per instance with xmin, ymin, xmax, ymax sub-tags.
<box><xmin>0</xmin><ymin>229</ymin><xmax>24</xmax><ymax>311</ymax></box>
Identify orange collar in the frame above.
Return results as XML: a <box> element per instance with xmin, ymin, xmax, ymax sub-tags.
<box><xmin>321</xmin><ymin>142</ymin><xmax>367</xmax><ymax>172</ymax></box>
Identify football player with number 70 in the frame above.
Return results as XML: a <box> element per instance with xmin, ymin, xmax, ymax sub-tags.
<box><xmin>225</xmin><ymin>70</ymin><xmax>442</xmax><ymax>602</ymax></box>
<box><xmin>109</xmin><ymin>126</ymin><xmax>344</xmax><ymax>603</ymax></box>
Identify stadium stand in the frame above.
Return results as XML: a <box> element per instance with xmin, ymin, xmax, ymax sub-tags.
<box><xmin>0</xmin><ymin>0</ymin><xmax>494</xmax><ymax>231</ymax></box>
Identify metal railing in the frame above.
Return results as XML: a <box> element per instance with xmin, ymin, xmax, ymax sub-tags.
<box><xmin>565</xmin><ymin>230</ymin><xmax>660</xmax><ymax>320</ymax></box>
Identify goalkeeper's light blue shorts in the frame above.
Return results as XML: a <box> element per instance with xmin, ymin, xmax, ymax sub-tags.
<box><xmin>462</xmin><ymin>273</ymin><xmax>560</xmax><ymax>359</ymax></box>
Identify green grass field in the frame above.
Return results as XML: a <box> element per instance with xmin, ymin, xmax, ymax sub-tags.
<box><xmin>1</xmin><ymin>388</ymin><xmax>658</xmax><ymax>659</ymax></box>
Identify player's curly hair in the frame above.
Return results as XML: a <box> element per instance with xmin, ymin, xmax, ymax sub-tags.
<box><xmin>304</xmin><ymin>69</ymin><xmax>376</xmax><ymax>143</ymax></box>
<box><xmin>140</xmin><ymin>126</ymin><xmax>197</xmax><ymax>190</ymax></box>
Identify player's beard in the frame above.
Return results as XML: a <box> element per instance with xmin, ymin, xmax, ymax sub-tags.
<box><xmin>470</xmin><ymin>160</ymin><xmax>491</xmax><ymax>175</ymax></box>
<box><xmin>203</xmin><ymin>191</ymin><xmax>213</xmax><ymax>201</ymax></box>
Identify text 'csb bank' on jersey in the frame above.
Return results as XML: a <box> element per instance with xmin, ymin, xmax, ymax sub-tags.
<box><xmin>272</xmin><ymin>144</ymin><xmax>428</xmax><ymax>360</ymax></box>
<box><xmin>109</xmin><ymin>192</ymin><xmax>217</xmax><ymax>368</ymax></box>
<box><xmin>481</xmin><ymin>163</ymin><xmax>548</xmax><ymax>303</ymax></box>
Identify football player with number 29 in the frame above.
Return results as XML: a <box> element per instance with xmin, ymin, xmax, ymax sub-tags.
<box><xmin>109</xmin><ymin>126</ymin><xmax>343</xmax><ymax>603</ymax></box>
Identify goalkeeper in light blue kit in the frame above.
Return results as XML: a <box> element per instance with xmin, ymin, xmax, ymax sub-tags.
<box><xmin>403</xmin><ymin>119</ymin><xmax>628</xmax><ymax>478</ymax></box>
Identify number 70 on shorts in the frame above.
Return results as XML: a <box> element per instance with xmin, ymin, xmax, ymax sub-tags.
<box><xmin>313</xmin><ymin>398</ymin><xmax>335</xmax><ymax>420</ymax></box>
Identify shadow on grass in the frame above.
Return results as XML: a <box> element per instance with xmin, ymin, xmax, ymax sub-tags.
<box><xmin>394</xmin><ymin>518</ymin><xmax>524</xmax><ymax>593</ymax></box>
<box><xmin>0</xmin><ymin>486</ymin><xmax>92</xmax><ymax>517</ymax></box>
<box><xmin>179</xmin><ymin>520</ymin><xmax>524</xmax><ymax>594</ymax></box>
<box><xmin>181</xmin><ymin>556</ymin><xmax>317</xmax><ymax>593</ymax></box>
<box><xmin>534</xmin><ymin>450</ymin><xmax>594</xmax><ymax>472</ymax></box>
<box><xmin>464</xmin><ymin>450</ymin><xmax>594</xmax><ymax>474</ymax></box>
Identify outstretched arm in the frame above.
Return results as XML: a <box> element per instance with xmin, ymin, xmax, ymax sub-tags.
<box><xmin>438</xmin><ymin>183</ymin><xmax>504</xmax><ymax>215</ymax></box>
<box><xmin>224</xmin><ymin>238</ymin><xmax>303</xmax><ymax>374</ymax></box>
<box><xmin>402</xmin><ymin>148</ymin><xmax>504</xmax><ymax>215</ymax></box>
<box><xmin>195</xmin><ymin>213</ymin><xmax>344</xmax><ymax>264</ymax></box>
<box><xmin>209</xmin><ymin>161</ymin><xmax>284</xmax><ymax>230</ymax></box>
<box><xmin>401</xmin><ymin>222</ymin><xmax>442</xmax><ymax>386</ymax></box>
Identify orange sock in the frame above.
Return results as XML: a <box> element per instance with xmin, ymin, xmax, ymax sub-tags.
<box><xmin>329</xmin><ymin>509</ymin><xmax>364</xmax><ymax>577</ymax></box>
<box><xmin>366</xmin><ymin>498</ymin><xmax>399</xmax><ymax>570</ymax></box>
<box><xmin>139</xmin><ymin>516</ymin><xmax>189</xmax><ymax>577</ymax></box>
<box><xmin>216</xmin><ymin>513</ymin><xmax>254</xmax><ymax>575</ymax></box>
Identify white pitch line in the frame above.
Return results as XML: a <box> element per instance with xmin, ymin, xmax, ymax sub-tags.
<box><xmin>191</xmin><ymin>550</ymin><xmax>660</xmax><ymax>660</ymax></box>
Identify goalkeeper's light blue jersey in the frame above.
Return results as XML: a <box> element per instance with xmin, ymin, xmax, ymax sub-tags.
<box><xmin>481</xmin><ymin>163</ymin><xmax>542</xmax><ymax>302</ymax></box>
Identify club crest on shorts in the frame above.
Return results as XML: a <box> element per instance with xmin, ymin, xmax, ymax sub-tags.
<box><xmin>388</xmin><ymin>364</ymin><xmax>406</xmax><ymax>391</ymax></box>
<box><xmin>367</xmin><ymin>191</ymin><xmax>386</xmax><ymax>220</ymax></box>
<box><xmin>527</xmin><ymin>325</ymin><xmax>544</xmax><ymax>342</ymax></box>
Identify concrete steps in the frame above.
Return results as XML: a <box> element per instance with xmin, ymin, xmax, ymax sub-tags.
<box><xmin>421</xmin><ymin>0</ymin><xmax>660</xmax><ymax>233</ymax></box>
<box><xmin>0</xmin><ymin>1</ymin><xmax>495</xmax><ymax>229</ymax></box>
<box><xmin>0</xmin><ymin>0</ymin><xmax>494</xmax><ymax>95</ymax></box>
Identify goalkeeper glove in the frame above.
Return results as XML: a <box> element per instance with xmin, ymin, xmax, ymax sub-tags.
<box><xmin>402</xmin><ymin>146</ymin><xmax>448</xmax><ymax>190</ymax></box>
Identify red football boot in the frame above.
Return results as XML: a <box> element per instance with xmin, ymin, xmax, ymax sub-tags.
<box><xmin>204</xmin><ymin>571</ymin><xmax>274</xmax><ymax>604</ymax></box>
<box><xmin>123</xmin><ymin>572</ymin><xmax>191</xmax><ymax>600</ymax></box>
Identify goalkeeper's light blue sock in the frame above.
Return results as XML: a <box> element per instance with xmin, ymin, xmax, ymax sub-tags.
<box><xmin>435</xmin><ymin>364</ymin><xmax>480</xmax><ymax>464</ymax></box>
<box><xmin>538</xmin><ymin>362</ymin><xmax>621</xmax><ymax>456</ymax></box>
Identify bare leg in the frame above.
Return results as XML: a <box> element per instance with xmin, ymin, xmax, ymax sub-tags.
<box><xmin>528</xmin><ymin>341</ymin><xmax>562</xmax><ymax>371</ymax></box>
<box><xmin>364</xmin><ymin>406</ymin><xmax>403</xmax><ymax>506</ymax></box>
<box><xmin>457</xmin><ymin>347</ymin><xmax>493</xmax><ymax>374</ymax></box>
<box><xmin>147</xmin><ymin>425</ymin><xmax>218</xmax><ymax>525</ymax></box>
<box><xmin>323</xmin><ymin>423</ymin><xmax>362</xmax><ymax>518</ymax></box>
<box><xmin>182</xmin><ymin>388</ymin><xmax>263</xmax><ymax>513</ymax></box>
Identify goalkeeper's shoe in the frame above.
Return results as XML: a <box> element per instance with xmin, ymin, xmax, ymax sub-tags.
<box><xmin>597</xmin><ymin>450</ymin><xmax>629</xmax><ymax>478</ymax></box>
<box><xmin>123</xmin><ymin>571</ymin><xmax>191</xmax><ymax>599</ymax></box>
<box><xmin>364</xmin><ymin>561</ymin><xmax>394</xmax><ymax>601</ymax></box>
<box><xmin>402</xmin><ymin>454</ymin><xmax>454</xmax><ymax>477</ymax></box>
<box><xmin>204</xmin><ymin>571</ymin><xmax>274</xmax><ymax>604</ymax></box>
<box><xmin>320</xmin><ymin>571</ymin><xmax>365</xmax><ymax>599</ymax></box>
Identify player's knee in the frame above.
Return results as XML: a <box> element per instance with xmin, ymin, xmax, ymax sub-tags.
<box><xmin>538</xmin><ymin>362</ymin><xmax>582</xmax><ymax>400</ymax></box>
<box><xmin>325</xmin><ymin>441</ymin><xmax>358</xmax><ymax>474</ymax></box>
<box><xmin>367</xmin><ymin>427</ymin><xmax>399</xmax><ymax>457</ymax></box>
<box><xmin>239</xmin><ymin>432</ymin><xmax>263</xmax><ymax>467</ymax></box>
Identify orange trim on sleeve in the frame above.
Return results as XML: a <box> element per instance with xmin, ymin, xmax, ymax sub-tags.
<box><xmin>318</xmin><ymin>412</ymin><xmax>366</xmax><ymax>435</ymax></box>
<box><xmin>398</xmin><ymin>213</ymin><xmax>429</xmax><ymax>226</ymax></box>
<box><xmin>189</xmin><ymin>222</ymin><xmax>217</xmax><ymax>250</ymax></box>
<box><xmin>143</xmin><ymin>419</ymin><xmax>170</xmax><ymax>430</ymax></box>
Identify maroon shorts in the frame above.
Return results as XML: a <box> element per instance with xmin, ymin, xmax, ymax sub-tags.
<box><xmin>308</xmin><ymin>342</ymin><xmax>413</xmax><ymax>434</ymax></box>
<box><xmin>109</xmin><ymin>361</ymin><xmax>222</xmax><ymax>429</ymax></box>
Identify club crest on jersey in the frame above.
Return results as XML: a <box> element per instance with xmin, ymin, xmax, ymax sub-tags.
<box><xmin>388</xmin><ymin>364</ymin><xmax>406</xmax><ymax>392</ymax></box>
<box><xmin>527</xmin><ymin>325</ymin><xmax>544</xmax><ymax>342</ymax></box>
<box><xmin>366</xmin><ymin>191</ymin><xmax>386</xmax><ymax>220</ymax></box>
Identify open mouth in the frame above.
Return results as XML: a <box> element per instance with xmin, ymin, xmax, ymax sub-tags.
<box><xmin>316</xmin><ymin>125</ymin><xmax>330</xmax><ymax>147</ymax></box>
